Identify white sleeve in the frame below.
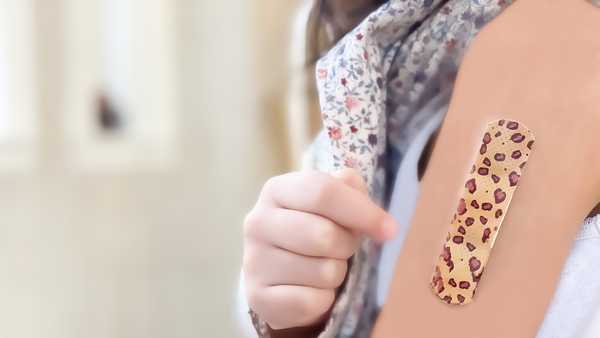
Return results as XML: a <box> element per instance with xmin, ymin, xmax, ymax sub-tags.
<box><xmin>235</xmin><ymin>270</ymin><xmax>257</xmax><ymax>337</ymax></box>
<box><xmin>581</xmin><ymin>306</ymin><xmax>600</xmax><ymax>338</ymax></box>
<box><xmin>536</xmin><ymin>216</ymin><xmax>600</xmax><ymax>338</ymax></box>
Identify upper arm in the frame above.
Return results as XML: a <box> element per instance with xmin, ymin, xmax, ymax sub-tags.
<box><xmin>374</xmin><ymin>2</ymin><xmax>600</xmax><ymax>337</ymax></box>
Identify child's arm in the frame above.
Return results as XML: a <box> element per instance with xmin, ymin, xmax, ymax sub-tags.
<box><xmin>374</xmin><ymin>1</ymin><xmax>600</xmax><ymax>337</ymax></box>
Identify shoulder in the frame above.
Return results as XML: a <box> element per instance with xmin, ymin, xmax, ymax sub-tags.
<box><xmin>448</xmin><ymin>1</ymin><xmax>600</xmax><ymax>191</ymax></box>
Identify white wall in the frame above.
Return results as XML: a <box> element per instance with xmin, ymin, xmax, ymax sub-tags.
<box><xmin>0</xmin><ymin>1</ymin><xmax>299</xmax><ymax>337</ymax></box>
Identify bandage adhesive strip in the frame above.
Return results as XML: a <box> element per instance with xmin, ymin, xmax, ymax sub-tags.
<box><xmin>431</xmin><ymin>119</ymin><xmax>535</xmax><ymax>305</ymax></box>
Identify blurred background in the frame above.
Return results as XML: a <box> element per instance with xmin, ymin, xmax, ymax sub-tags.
<box><xmin>0</xmin><ymin>1</ymin><xmax>319</xmax><ymax>337</ymax></box>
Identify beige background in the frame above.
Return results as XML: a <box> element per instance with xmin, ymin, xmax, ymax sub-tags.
<box><xmin>0</xmin><ymin>1</ymin><xmax>301</xmax><ymax>337</ymax></box>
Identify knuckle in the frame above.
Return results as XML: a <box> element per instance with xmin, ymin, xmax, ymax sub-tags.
<box><xmin>242</xmin><ymin>209</ymin><xmax>264</xmax><ymax>239</ymax></box>
<box><xmin>341</xmin><ymin>234</ymin><xmax>361</xmax><ymax>259</ymax></box>
<box><xmin>291</xmin><ymin>302</ymin><xmax>312</xmax><ymax>322</ymax></box>
<box><xmin>299</xmin><ymin>290</ymin><xmax>334</xmax><ymax>324</ymax></box>
<box><xmin>318</xmin><ymin>289</ymin><xmax>336</xmax><ymax>311</ymax></box>
<box><xmin>336</xmin><ymin>243</ymin><xmax>356</xmax><ymax>260</ymax></box>
<box><xmin>316</xmin><ymin>223</ymin><xmax>358</xmax><ymax>259</ymax></box>
<box><xmin>294</xmin><ymin>292</ymin><xmax>319</xmax><ymax>320</ymax></box>
<box><xmin>273</xmin><ymin>288</ymin><xmax>334</xmax><ymax>329</ymax></box>
<box><xmin>261</xmin><ymin>175</ymin><xmax>282</xmax><ymax>197</ymax></box>
<box><xmin>332</xmin><ymin>260</ymin><xmax>348</xmax><ymax>286</ymax></box>
<box><xmin>316</xmin><ymin>222</ymin><xmax>338</xmax><ymax>254</ymax></box>
<box><xmin>269</xmin><ymin>289</ymin><xmax>312</xmax><ymax>330</ymax></box>
<box><xmin>320</xmin><ymin>259</ymin><xmax>348</xmax><ymax>288</ymax></box>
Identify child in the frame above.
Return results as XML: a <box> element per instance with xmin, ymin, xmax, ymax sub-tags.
<box><xmin>241</xmin><ymin>1</ymin><xmax>600</xmax><ymax>337</ymax></box>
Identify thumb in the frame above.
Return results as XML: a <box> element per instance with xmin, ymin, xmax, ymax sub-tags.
<box><xmin>330</xmin><ymin>168</ymin><xmax>369</xmax><ymax>195</ymax></box>
<box><xmin>331</xmin><ymin>168</ymin><xmax>397</xmax><ymax>240</ymax></box>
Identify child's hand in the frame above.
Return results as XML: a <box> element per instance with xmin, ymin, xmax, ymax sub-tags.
<box><xmin>242</xmin><ymin>169</ymin><xmax>397</xmax><ymax>330</ymax></box>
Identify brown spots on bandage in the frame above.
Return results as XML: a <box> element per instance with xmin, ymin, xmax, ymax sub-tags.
<box><xmin>448</xmin><ymin>278</ymin><xmax>457</xmax><ymax>287</ymax></box>
<box><xmin>459</xmin><ymin>281</ymin><xmax>471</xmax><ymax>289</ymax></box>
<box><xmin>491</xmin><ymin>174</ymin><xmax>500</xmax><ymax>183</ymax></box>
<box><xmin>458</xmin><ymin>226</ymin><xmax>466</xmax><ymax>235</ymax></box>
<box><xmin>457</xmin><ymin>294</ymin><xmax>466</xmax><ymax>303</ymax></box>
<box><xmin>483</xmin><ymin>157</ymin><xmax>491</xmax><ymax>167</ymax></box>
<box><xmin>466</xmin><ymin>242</ymin><xmax>476</xmax><ymax>252</ymax></box>
<box><xmin>494</xmin><ymin>188</ymin><xmax>506</xmax><ymax>203</ymax></box>
<box><xmin>511</xmin><ymin>150</ymin><xmax>522</xmax><ymax>159</ymax></box>
<box><xmin>483</xmin><ymin>133</ymin><xmax>492</xmax><ymax>144</ymax></box>
<box><xmin>482</xmin><ymin>202</ymin><xmax>493</xmax><ymax>211</ymax></box>
<box><xmin>506</xmin><ymin>121</ymin><xmax>519</xmax><ymax>130</ymax></box>
<box><xmin>465</xmin><ymin>217</ymin><xmax>475</xmax><ymax>226</ymax></box>
<box><xmin>494</xmin><ymin>153</ymin><xmax>505</xmax><ymax>161</ymax></box>
<box><xmin>441</xmin><ymin>245</ymin><xmax>455</xmax><ymax>273</ymax></box>
<box><xmin>480</xmin><ymin>143</ymin><xmax>487</xmax><ymax>155</ymax></box>
<box><xmin>478</xmin><ymin>167</ymin><xmax>489</xmax><ymax>176</ymax></box>
<box><xmin>482</xmin><ymin>228</ymin><xmax>491</xmax><ymax>243</ymax></box>
<box><xmin>479</xmin><ymin>216</ymin><xmax>488</xmax><ymax>225</ymax></box>
<box><xmin>498</xmin><ymin>119</ymin><xmax>505</xmax><ymax>126</ymax></box>
<box><xmin>465</xmin><ymin>178</ymin><xmax>477</xmax><ymax>193</ymax></box>
<box><xmin>471</xmin><ymin>200</ymin><xmax>479</xmax><ymax>209</ymax></box>
<box><xmin>495</xmin><ymin>209</ymin><xmax>503</xmax><ymax>219</ymax></box>
<box><xmin>441</xmin><ymin>246</ymin><xmax>451</xmax><ymax>261</ymax></box>
<box><xmin>469</xmin><ymin>257</ymin><xmax>481</xmax><ymax>272</ymax></box>
<box><xmin>457</xmin><ymin>198</ymin><xmax>467</xmax><ymax>215</ymax></box>
<box><xmin>432</xmin><ymin>266</ymin><xmax>445</xmax><ymax>293</ymax></box>
<box><xmin>453</xmin><ymin>236</ymin><xmax>464</xmax><ymax>244</ymax></box>
<box><xmin>527</xmin><ymin>140</ymin><xmax>535</xmax><ymax>149</ymax></box>
<box><xmin>511</xmin><ymin>133</ymin><xmax>525</xmax><ymax>143</ymax></box>
<box><xmin>509</xmin><ymin>171</ymin><xmax>520</xmax><ymax>186</ymax></box>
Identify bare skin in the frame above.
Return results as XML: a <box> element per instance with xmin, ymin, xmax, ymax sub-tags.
<box><xmin>373</xmin><ymin>1</ymin><xmax>600</xmax><ymax>337</ymax></box>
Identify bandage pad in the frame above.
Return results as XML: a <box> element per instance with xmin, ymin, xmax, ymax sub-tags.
<box><xmin>431</xmin><ymin>119</ymin><xmax>535</xmax><ymax>305</ymax></box>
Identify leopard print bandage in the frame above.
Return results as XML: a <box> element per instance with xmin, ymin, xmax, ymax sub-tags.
<box><xmin>431</xmin><ymin>119</ymin><xmax>535</xmax><ymax>305</ymax></box>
